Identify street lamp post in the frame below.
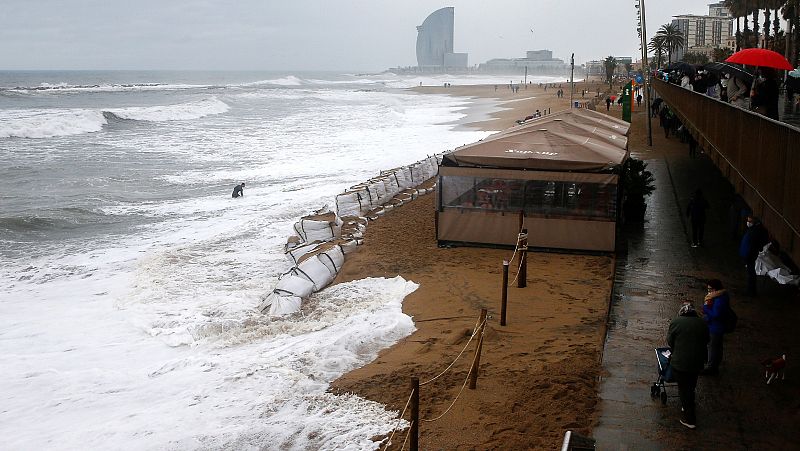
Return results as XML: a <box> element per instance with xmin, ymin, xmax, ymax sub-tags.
<box><xmin>570</xmin><ymin>53</ymin><xmax>575</xmax><ymax>108</ymax></box>
<box><xmin>637</xmin><ymin>0</ymin><xmax>653</xmax><ymax>146</ymax></box>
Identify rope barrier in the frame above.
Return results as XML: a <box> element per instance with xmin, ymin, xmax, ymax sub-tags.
<box><xmin>421</xmin><ymin>327</ymin><xmax>485</xmax><ymax>423</ymax></box>
<box><xmin>507</xmin><ymin>229</ymin><xmax>528</xmax><ymax>287</ymax></box>
<box><xmin>420</xmin><ymin>318</ymin><xmax>486</xmax><ymax>386</ymax></box>
<box><xmin>382</xmin><ymin>389</ymin><xmax>415</xmax><ymax>451</ymax></box>
<box><xmin>399</xmin><ymin>421</ymin><xmax>414</xmax><ymax>450</ymax></box>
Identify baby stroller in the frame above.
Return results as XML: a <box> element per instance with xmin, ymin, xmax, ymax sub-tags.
<box><xmin>650</xmin><ymin>347</ymin><xmax>678</xmax><ymax>405</ymax></box>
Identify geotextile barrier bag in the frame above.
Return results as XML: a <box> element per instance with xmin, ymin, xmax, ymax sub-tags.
<box><xmin>293</xmin><ymin>212</ymin><xmax>343</xmax><ymax>242</ymax></box>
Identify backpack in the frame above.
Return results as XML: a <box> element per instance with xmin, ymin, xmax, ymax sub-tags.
<box><xmin>723</xmin><ymin>307</ymin><xmax>738</xmax><ymax>334</ymax></box>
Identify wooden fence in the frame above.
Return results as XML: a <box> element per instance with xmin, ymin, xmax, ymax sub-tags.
<box><xmin>654</xmin><ymin>78</ymin><xmax>800</xmax><ymax>266</ymax></box>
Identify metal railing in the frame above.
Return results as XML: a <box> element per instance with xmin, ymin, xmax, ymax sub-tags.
<box><xmin>654</xmin><ymin>78</ymin><xmax>800</xmax><ymax>266</ymax></box>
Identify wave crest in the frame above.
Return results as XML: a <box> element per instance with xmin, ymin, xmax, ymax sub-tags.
<box><xmin>0</xmin><ymin>98</ymin><xmax>229</xmax><ymax>139</ymax></box>
<box><xmin>107</xmin><ymin>97</ymin><xmax>229</xmax><ymax>122</ymax></box>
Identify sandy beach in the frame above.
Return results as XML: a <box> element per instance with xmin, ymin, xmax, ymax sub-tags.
<box><xmin>330</xmin><ymin>80</ymin><xmax>620</xmax><ymax>450</ymax></box>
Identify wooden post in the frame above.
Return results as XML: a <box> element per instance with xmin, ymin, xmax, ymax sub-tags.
<box><xmin>518</xmin><ymin>210</ymin><xmax>525</xmax><ymax>234</ymax></box>
<box><xmin>469</xmin><ymin>309</ymin><xmax>487</xmax><ymax>389</ymax></box>
<box><xmin>517</xmin><ymin>228</ymin><xmax>527</xmax><ymax>288</ymax></box>
<box><xmin>410</xmin><ymin>377</ymin><xmax>419</xmax><ymax>451</ymax></box>
<box><xmin>501</xmin><ymin>260</ymin><xmax>509</xmax><ymax>326</ymax></box>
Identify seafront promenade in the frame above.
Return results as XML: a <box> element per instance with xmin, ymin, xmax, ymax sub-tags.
<box><xmin>594</xmin><ymin>106</ymin><xmax>800</xmax><ymax>449</ymax></box>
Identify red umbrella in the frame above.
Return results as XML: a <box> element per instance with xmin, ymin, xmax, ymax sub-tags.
<box><xmin>725</xmin><ymin>48</ymin><xmax>793</xmax><ymax>71</ymax></box>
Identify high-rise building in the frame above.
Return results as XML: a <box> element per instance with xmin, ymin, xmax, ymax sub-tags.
<box><xmin>416</xmin><ymin>7</ymin><xmax>468</xmax><ymax>70</ymax></box>
<box><xmin>671</xmin><ymin>2</ymin><xmax>734</xmax><ymax>60</ymax></box>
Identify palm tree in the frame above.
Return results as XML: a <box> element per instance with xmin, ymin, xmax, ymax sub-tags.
<box><xmin>783</xmin><ymin>0</ymin><xmax>800</xmax><ymax>66</ymax></box>
<box><xmin>656</xmin><ymin>24</ymin><xmax>685</xmax><ymax>66</ymax></box>
<box><xmin>648</xmin><ymin>35</ymin><xmax>667</xmax><ymax>69</ymax></box>
<box><xmin>769</xmin><ymin>0</ymin><xmax>788</xmax><ymax>49</ymax></box>
<box><xmin>725</xmin><ymin>0</ymin><xmax>748</xmax><ymax>49</ymax></box>
<box><xmin>604</xmin><ymin>56</ymin><xmax>617</xmax><ymax>88</ymax></box>
<box><xmin>752</xmin><ymin>3</ymin><xmax>761</xmax><ymax>47</ymax></box>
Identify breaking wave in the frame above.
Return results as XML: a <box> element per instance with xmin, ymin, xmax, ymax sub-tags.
<box><xmin>0</xmin><ymin>82</ymin><xmax>206</xmax><ymax>94</ymax></box>
<box><xmin>0</xmin><ymin>98</ymin><xmax>230</xmax><ymax>139</ymax></box>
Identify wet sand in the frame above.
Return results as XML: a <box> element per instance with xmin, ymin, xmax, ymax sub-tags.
<box><xmin>330</xmin><ymin>81</ymin><xmax>621</xmax><ymax>449</ymax></box>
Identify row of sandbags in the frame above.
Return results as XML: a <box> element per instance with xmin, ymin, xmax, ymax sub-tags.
<box><xmin>258</xmin><ymin>154</ymin><xmax>444</xmax><ymax>317</ymax></box>
<box><xmin>334</xmin><ymin>155</ymin><xmax>439</xmax><ymax>218</ymax></box>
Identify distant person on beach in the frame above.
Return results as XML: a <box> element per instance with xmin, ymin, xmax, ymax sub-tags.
<box><xmin>667</xmin><ymin>301</ymin><xmax>709</xmax><ymax>429</ymax></box>
<box><xmin>686</xmin><ymin>189</ymin><xmax>709</xmax><ymax>247</ymax></box>
<box><xmin>232</xmin><ymin>182</ymin><xmax>245</xmax><ymax>198</ymax></box>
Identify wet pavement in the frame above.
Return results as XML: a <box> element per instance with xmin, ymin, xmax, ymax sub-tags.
<box><xmin>593</xmin><ymin>110</ymin><xmax>800</xmax><ymax>450</ymax></box>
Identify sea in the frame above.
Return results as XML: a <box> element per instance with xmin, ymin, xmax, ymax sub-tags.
<box><xmin>0</xmin><ymin>70</ymin><xmax>562</xmax><ymax>450</ymax></box>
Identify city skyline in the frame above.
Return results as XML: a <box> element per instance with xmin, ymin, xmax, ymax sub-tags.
<box><xmin>2</xmin><ymin>0</ymin><xmax>723</xmax><ymax>71</ymax></box>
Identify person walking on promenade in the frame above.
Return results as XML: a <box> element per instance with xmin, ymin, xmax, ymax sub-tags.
<box><xmin>667</xmin><ymin>301</ymin><xmax>709</xmax><ymax>429</ymax></box>
<box><xmin>687</xmin><ymin>189</ymin><xmax>709</xmax><ymax>247</ymax></box>
<box><xmin>750</xmin><ymin>68</ymin><xmax>780</xmax><ymax>121</ymax></box>
<box><xmin>727</xmin><ymin>75</ymin><xmax>749</xmax><ymax>109</ymax></box>
<box><xmin>701</xmin><ymin>279</ymin><xmax>730</xmax><ymax>375</ymax></box>
<box><xmin>739</xmin><ymin>216</ymin><xmax>769</xmax><ymax>296</ymax></box>
<box><xmin>659</xmin><ymin>106</ymin><xmax>674</xmax><ymax>138</ymax></box>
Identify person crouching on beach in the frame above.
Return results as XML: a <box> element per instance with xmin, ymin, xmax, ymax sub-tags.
<box><xmin>232</xmin><ymin>182</ymin><xmax>245</xmax><ymax>198</ymax></box>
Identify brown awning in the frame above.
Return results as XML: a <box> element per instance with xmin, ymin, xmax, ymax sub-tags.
<box><xmin>443</xmin><ymin>109</ymin><xmax>629</xmax><ymax>172</ymax></box>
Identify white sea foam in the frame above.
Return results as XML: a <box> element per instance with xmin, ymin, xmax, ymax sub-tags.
<box><xmin>0</xmin><ymin>98</ymin><xmax>229</xmax><ymax>139</ymax></box>
<box><xmin>0</xmin><ymin>108</ymin><xmax>107</xmax><ymax>138</ymax></box>
<box><xmin>0</xmin><ymin>71</ymin><xmax>502</xmax><ymax>449</ymax></box>
<box><xmin>2</xmin><ymin>82</ymin><xmax>206</xmax><ymax>94</ymax></box>
<box><xmin>108</xmin><ymin>97</ymin><xmax>229</xmax><ymax>122</ymax></box>
<box><xmin>240</xmin><ymin>75</ymin><xmax>305</xmax><ymax>86</ymax></box>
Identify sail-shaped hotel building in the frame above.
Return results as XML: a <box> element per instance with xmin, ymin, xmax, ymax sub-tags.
<box><xmin>416</xmin><ymin>7</ymin><xmax>468</xmax><ymax>70</ymax></box>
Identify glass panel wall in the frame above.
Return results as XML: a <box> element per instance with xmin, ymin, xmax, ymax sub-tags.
<box><xmin>441</xmin><ymin>175</ymin><xmax>617</xmax><ymax>220</ymax></box>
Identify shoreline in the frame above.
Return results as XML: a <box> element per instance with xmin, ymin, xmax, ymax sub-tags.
<box><xmin>329</xmin><ymin>82</ymin><xmax>618</xmax><ymax>449</ymax></box>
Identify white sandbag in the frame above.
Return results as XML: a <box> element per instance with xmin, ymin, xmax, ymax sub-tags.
<box><xmin>295</xmin><ymin>254</ymin><xmax>335</xmax><ymax>291</ymax></box>
<box><xmin>293</xmin><ymin>212</ymin><xmax>343</xmax><ymax>242</ymax></box>
<box><xmin>286</xmin><ymin>240</ymin><xmax>323</xmax><ymax>265</ymax></box>
<box><xmin>337</xmin><ymin>238</ymin><xmax>361</xmax><ymax>254</ymax></box>
<box><xmin>316</xmin><ymin>245</ymin><xmax>345</xmax><ymax>274</ymax></box>
<box><xmin>269</xmin><ymin>293</ymin><xmax>303</xmax><ymax>316</ymax></box>
<box><xmin>755</xmin><ymin>243</ymin><xmax>785</xmax><ymax>276</ymax></box>
<box><xmin>383</xmin><ymin>178</ymin><xmax>399</xmax><ymax>199</ymax></box>
<box><xmin>401</xmin><ymin>167</ymin><xmax>413</xmax><ymax>188</ymax></box>
<box><xmin>275</xmin><ymin>274</ymin><xmax>315</xmax><ymax>298</ymax></box>
<box><xmin>369</xmin><ymin>179</ymin><xmax>387</xmax><ymax>201</ymax></box>
<box><xmin>285</xmin><ymin>235</ymin><xmax>303</xmax><ymax>251</ymax></box>
<box><xmin>388</xmin><ymin>169</ymin><xmax>410</xmax><ymax>190</ymax></box>
<box><xmin>335</xmin><ymin>189</ymin><xmax>368</xmax><ymax>217</ymax></box>
<box><xmin>411</xmin><ymin>162</ymin><xmax>425</xmax><ymax>185</ymax></box>
<box><xmin>258</xmin><ymin>290</ymin><xmax>302</xmax><ymax>316</ymax></box>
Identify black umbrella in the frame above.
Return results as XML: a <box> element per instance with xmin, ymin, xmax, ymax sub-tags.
<box><xmin>703</xmin><ymin>62</ymin><xmax>754</xmax><ymax>84</ymax></box>
<box><xmin>665</xmin><ymin>62</ymin><xmax>696</xmax><ymax>76</ymax></box>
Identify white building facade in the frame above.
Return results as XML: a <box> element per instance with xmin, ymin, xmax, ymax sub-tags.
<box><xmin>671</xmin><ymin>2</ymin><xmax>734</xmax><ymax>61</ymax></box>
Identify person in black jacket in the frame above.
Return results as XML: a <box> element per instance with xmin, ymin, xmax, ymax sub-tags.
<box><xmin>739</xmin><ymin>216</ymin><xmax>769</xmax><ymax>296</ymax></box>
<box><xmin>750</xmin><ymin>68</ymin><xmax>779</xmax><ymax>121</ymax></box>
<box><xmin>687</xmin><ymin>189</ymin><xmax>709</xmax><ymax>247</ymax></box>
<box><xmin>667</xmin><ymin>301</ymin><xmax>709</xmax><ymax>429</ymax></box>
<box><xmin>232</xmin><ymin>182</ymin><xmax>245</xmax><ymax>198</ymax></box>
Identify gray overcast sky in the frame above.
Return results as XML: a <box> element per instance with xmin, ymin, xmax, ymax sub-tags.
<box><xmin>1</xmin><ymin>0</ymin><xmax>714</xmax><ymax>71</ymax></box>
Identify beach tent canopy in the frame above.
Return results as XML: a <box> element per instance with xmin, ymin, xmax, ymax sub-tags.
<box><xmin>436</xmin><ymin>109</ymin><xmax>630</xmax><ymax>252</ymax></box>
<box><xmin>442</xmin><ymin>109</ymin><xmax>629</xmax><ymax>172</ymax></box>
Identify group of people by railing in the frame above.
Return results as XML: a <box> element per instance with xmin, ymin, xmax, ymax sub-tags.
<box><xmin>654</xmin><ymin>67</ymin><xmax>783</xmax><ymax>121</ymax></box>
